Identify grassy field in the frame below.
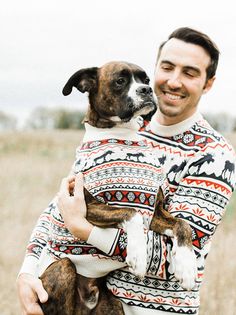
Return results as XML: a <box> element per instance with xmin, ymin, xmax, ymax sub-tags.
<box><xmin>0</xmin><ymin>130</ymin><xmax>235</xmax><ymax>315</ymax></box>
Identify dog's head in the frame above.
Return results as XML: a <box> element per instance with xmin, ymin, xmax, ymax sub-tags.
<box><xmin>62</xmin><ymin>61</ymin><xmax>157</xmax><ymax>128</ymax></box>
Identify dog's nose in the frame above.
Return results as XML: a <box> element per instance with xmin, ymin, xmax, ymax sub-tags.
<box><xmin>136</xmin><ymin>85</ymin><xmax>153</xmax><ymax>96</ymax></box>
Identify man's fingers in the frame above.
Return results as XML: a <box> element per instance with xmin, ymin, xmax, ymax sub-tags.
<box><xmin>74</xmin><ymin>173</ymin><xmax>87</xmax><ymax>217</ymax></box>
<box><xmin>17</xmin><ymin>274</ymin><xmax>47</xmax><ymax>315</ymax></box>
<box><xmin>59</xmin><ymin>178</ymin><xmax>70</xmax><ymax>196</ymax></box>
<box><xmin>33</xmin><ymin>279</ymin><xmax>48</xmax><ymax>304</ymax></box>
<box><xmin>24</xmin><ymin>302</ymin><xmax>45</xmax><ymax>315</ymax></box>
<box><xmin>74</xmin><ymin>173</ymin><xmax>85</xmax><ymax>199</ymax></box>
<box><xmin>59</xmin><ymin>176</ymin><xmax>75</xmax><ymax>197</ymax></box>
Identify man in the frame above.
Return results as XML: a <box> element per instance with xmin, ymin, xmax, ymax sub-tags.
<box><xmin>17</xmin><ymin>27</ymin><xmax>235</xmax><ymax>315</ymax></box>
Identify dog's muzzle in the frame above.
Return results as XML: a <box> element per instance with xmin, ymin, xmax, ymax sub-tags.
<box><xmin>136</xmin><ymin>85</ymin><xmax>153</xmax><ymax>97</ymax></box>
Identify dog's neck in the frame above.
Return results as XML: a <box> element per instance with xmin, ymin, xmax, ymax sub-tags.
<box><xmin>83</xmin><ymin>107</ymin><xmax>117</xmax><ymax>128</ymax></box>
<box><xmin>82</xmin><ymin>117</ymin><xmax>144</xmax><ymax>142</ymax></box>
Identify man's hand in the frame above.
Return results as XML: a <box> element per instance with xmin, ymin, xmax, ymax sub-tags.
<box><xmin>17</xmin><ymin>273</ymin><xmax>48</xmax><ymax>315</ymax></box>
<box><xmin>57</xmin><ymin>173</ymin><xmax>93</xmax><ymax>241</ymax></box>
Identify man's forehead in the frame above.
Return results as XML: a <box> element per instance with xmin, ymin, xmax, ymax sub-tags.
<box><xmin>158</xmin><ymin>38</ymin><xmax>211</xmax><ymax>70</ymax></box>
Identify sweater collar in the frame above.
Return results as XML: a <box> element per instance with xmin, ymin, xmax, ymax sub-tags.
<box><xmin>149</xmin><ymin>112</ymin><xmax>203</xmax><ymax>137</ymax></box>
<box><xmin>83</xmin><ymin>117</ymin><xmax>144</xmax><ymax>142</ymax></box>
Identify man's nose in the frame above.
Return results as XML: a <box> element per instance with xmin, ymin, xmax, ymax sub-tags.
<box><xmin>167</xmin><ymin>73</ymin><xmax>182</xmax><ymax>89</ymax></box>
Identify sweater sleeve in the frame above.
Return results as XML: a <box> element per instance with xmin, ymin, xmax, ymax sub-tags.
<box><xmin>87</xmin><ymin>222</ymin><xmax>169</xmax><ymax>277</ymax></box>
<box><xmin>168</xmin><ymin>148</ymin><xmax>236</xmax><ymax>257</ymax></box>
<box><xmin>18</xmin><ymin>198</ymin><xmax>55</xmax><ymax>276</ymax></box>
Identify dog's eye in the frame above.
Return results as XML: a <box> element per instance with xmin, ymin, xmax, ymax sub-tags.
<box><xmin>144</xmin><ymin>77</ymin><xmax>150</xmax><ymax>85</ymax></box>
<box><xmin>116</xmin><ymin>78</ymin><xmax>126</xmax><ymax>86</ymax></box>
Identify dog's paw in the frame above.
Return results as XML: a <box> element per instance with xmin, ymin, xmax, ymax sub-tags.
<box><xmin>126</xmin><ymin>251</ymin><xmax>147</xmax><ymax>279</ymax></box>
<box><xmin>170</xmin><ymin>238</ymin><xmax>197</xmax><ymax>290</ymax></box>
<box><xmin>123</xmin><ymin>213</ymin><xmax>147</xmax><ymax>279</ymax></box>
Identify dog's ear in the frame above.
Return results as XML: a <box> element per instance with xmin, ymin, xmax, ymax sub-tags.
<box><xmin>62</xmin><ymin>67</ymin><xmax>98</xmax><ymax>96</ymax></box>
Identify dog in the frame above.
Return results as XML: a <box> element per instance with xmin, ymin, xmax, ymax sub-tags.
<box><xmin>39</xmin><ymin>61</ymin><xmax>197</xmax><ymax>315</ymax></box>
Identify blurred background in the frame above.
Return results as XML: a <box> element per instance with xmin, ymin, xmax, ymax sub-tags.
<box><xmin>0</xmin><ymin>1</ymin><xmax>236</xmax><ymax>314</ymax></box>
<box><xmin>1</xmin><ymin>0</ymin><xmax>236</xmax><ymax>131</ymax></box>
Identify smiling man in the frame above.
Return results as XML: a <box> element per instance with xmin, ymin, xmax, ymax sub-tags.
<box><xmin>17</xmin><ymin>28</ymin><xmax>236</xmax><ymax>315</ymax></box>
<box><xmin>111</xmin><ymin>27</ymin><xmax>236</xmax><ymax>314</ymax></box>
<box><xmin>154</xmin><ymin>32</ymin><xmax>215</xmax><ymax>125</ymax></box>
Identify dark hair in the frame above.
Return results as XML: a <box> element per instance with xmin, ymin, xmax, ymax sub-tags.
<box><xmin>157</xmin><ymin>27</ymin><xmax>220</xmax><ymax>80</ymax></box>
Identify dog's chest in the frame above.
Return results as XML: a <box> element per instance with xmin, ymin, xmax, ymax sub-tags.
<box><xmin>74</xmin><ymin>138</ymin><xmax>163</xmax><ymax>223</ymax></box>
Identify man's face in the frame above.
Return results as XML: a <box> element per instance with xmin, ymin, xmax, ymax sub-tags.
<box><xmin>154</xmin><ymin>38</ymin><xmax>215</xmax><ymax>125</ymax></box>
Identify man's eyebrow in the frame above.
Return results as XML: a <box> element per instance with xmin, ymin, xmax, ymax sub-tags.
<box><xmin>160</xmin><ymin>60</ymin><xmax>201</xmax><ymax>74</ymax></box>
<box><xmin>160</xmin><ymin>60</ymin><xmax>175</xmax><ymax>66</ymax></box>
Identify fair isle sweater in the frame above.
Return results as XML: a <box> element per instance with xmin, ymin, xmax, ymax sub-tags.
<box><xmin>20</xmin><ymin>113</ymin><xmax>235</xmax><ymax>314</ymax></box>
<box><xmin>20</xmin><ymin>118</ymin><xmax>164</xmax><ymax>278</ymax></box>
<box><xmin>88</xmin><ymin>112</ymin><xmax>235</xmax><ymax>314</ymax></box>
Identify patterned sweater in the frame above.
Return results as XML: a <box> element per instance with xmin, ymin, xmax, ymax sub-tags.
<box><xmin>20</xmin><ymin>113</ymin><xmax>235</xmax><ymax>314</ymax></box>
<box><xmin>20</xmin><ymin>118</ymin><xmax>164</xmax><ymax>278</ymax></box>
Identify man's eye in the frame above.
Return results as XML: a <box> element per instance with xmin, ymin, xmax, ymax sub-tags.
<box><xmin>184</xmin><ymin>71</ymin><xmax>195</xmax><ymax>78</ymax></box>
<box><xmin>162</xmin><ymin>66</ymin><xmax>172</xmax><ymax>71</ymax></box>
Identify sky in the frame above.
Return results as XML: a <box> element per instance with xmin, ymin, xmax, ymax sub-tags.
<box><xmin>1</xmin><ymin>0</ymin><xmax>236</xmax><ymax>128</ymax></box>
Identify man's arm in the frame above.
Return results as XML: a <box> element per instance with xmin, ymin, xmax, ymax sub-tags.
<box><xmin>169</xmin><ymin>149</ymin><xmax>236</xmax><ymax>258</ymax></box>
<box><xmin>17</xmin><ymin>202</ymin><xmax>54</xmax><ymax>314</ymax></box>
<box><xmin>19</xmin><ymin>199</ymin><xmax>54</xmax><ymax>276</ymax></box>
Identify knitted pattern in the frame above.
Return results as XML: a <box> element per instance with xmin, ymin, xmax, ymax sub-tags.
<box><xmin>22</xmin><ymin>128</ymin><xmax>164</xmax><ymax>277</ymax></box>
<box><xmin>21</xmin><ymin>114</ymin><xmax>235</xmax><ymax>314</ymax></box>
<box><xmin>105</xmin><ymin>114</ymin><xmax>235</xmax><ymax>314</ymax></box>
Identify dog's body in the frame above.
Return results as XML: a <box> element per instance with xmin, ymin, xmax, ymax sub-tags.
<box><xmin>39</xmin><ymin>62</ymin><xmax>197</xmax><ymax>315</ymax></box>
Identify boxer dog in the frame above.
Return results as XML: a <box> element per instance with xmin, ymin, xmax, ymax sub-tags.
<box><xmin>39</xmin><ymin>61</ymin><xmax>197</xmax><ymax>315</ymax></box>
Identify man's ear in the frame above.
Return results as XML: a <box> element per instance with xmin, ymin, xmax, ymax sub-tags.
<box><xmin>62</xmin><ymin>67</ymin><xmax>98</xmax><ymax>96</ymax></box>
<box><xmin>203</xmin><ymin>76</ymin><xmax>215</xmax><ymax>94</ymax></box>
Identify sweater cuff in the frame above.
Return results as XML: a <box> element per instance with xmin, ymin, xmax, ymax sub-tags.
<box><xmin>87</xmin><ymin>226</ymin><xmax>121</xmax><ymax>256</ymax></box>
<box><xmin>18</xmin><ymin>255</ymin><xmax>39</xmax><ymax>278</ymax></box>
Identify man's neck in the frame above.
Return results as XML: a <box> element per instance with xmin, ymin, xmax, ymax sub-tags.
<box><xmin>154</xmin><ymin>109</ymin><xmax>197</xmax><ymax>126</ymax></box>
<box><xmin>149</xmin><ymin>111</ymin><xmax>202</xmax><ymax>137</ymax></box>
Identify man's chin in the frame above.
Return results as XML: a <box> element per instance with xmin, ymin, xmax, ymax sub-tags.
<box><xmin>159</xmin><ymin>105</ymin><xmax>181</xmax><ymax>118</ymax></box>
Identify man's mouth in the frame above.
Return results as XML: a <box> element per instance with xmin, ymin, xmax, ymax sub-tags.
<box><xmin>164</xmin><ymin>92</ymin><xmax>184</xmax><ymax>100</ymax></box>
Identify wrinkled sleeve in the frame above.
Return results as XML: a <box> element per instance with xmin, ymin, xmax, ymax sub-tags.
<box><xmin>168</xmin><ymin>149</ymin><xmax>235</xmax><ymax>257</ymax></box>
<box><xmin>18</xmin><ymin>199</ymin><xmax>55</xmax><ymax>276</ymax></box>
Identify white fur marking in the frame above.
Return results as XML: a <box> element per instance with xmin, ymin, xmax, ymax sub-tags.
<box><xmin>84</xmin><ymin>291</ymin><xmax>99</xmax><ymax>310</ymax></box>
<box><xmin>164</xmin><ymin>229</ymin><xmax>174</xmax><ymax>237</ymax></box>
<box><xmin>127</xmin><ymin>78</ymin><xmax>144</xmax><ymax>103</ymax></box>
<box><xmin>110</xmin><ymin>116</ymin><xmax>122</xmax><ymax>122</ymax></box>
<box><xmin>170</xmin><ymin>237</ymin><xmax>197</xmax><ymax>290</ymax></box>
<box><xmin>122</xmin><ymin>213</ymin><xmax>147</xmax><ymax>278</ymax></box>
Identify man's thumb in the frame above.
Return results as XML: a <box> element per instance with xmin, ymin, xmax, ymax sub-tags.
<box><xmin>35</xmin><ymin>280</ymin><xmax>48</xmax><ymax>303</ymax></box>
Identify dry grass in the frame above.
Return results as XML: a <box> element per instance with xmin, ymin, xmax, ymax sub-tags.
<box><xmin>0</xmin><ymin>130</ymin><xmax>235</xmax><ymax>315</ymax></box>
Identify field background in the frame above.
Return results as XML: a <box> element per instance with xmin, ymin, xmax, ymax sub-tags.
<box><xmin>0</xmin><ymin>130</ymin><xmax>235</xmax><ymax>315</ymax></box>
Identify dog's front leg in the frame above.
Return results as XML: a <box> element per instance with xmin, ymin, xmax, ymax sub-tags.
<box><xmin>150</xmin><ymin>189</ymin><xmax>197</xmax><ymax>290</ymax></box>
<box><xmin>85</xmin><ymin>189</ymin><xmax>147</xmax><ymax>278</ymax></box>
<box><xmin>122</xmin><ymin>212</ymin><xmax>147</xmax><ymax>278</ymax></box>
